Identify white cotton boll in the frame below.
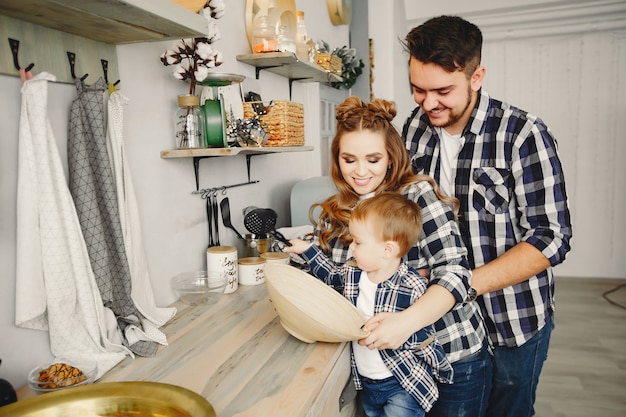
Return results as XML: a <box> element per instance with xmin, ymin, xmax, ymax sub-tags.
<box><xmin>196</xmin><ymin>42</ymin><xmax>214</xmax><ymax>60</ymax></box>
<box><xmin>201</xmin><ymin>7</ymin><xmax>212</xmax><ymax>20</ymax></box>
<box><xmin>207</xmin><ymin>21</ymin><xmax>221</xmax><ymax>42</ymax></box>
<box><xmin>195</xmin><ymin>66</ymin><xmax>210</xmax><ymax>82</ymax></box>
<box><xmin>209</xmin><ymin>0</ymin><xmax>225</xmax><ymax>11</ymax></box>
<box><xmin>172</xmin><ymin>65</ymin><xmax>185</xmax><ymax>80</ymax></box>
<box><xmin>181</xmin><ymin>58</ymin><xmax>194</xmax><ymax>72</ymax></box>
<box><xmin>162</xmin><ymin>50</ymin><xmax>179</xmax><ymax>65</ymax></box>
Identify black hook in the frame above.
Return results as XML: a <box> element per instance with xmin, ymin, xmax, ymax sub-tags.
<box><xmin>101</xmin><ymin>58</ymin><xmax>121</xmax><ymax>87</ymax></box>
<box><xmin>101</xmin><ymin>59</ymin><xmax>109</xmax><ymax>84</ymax></box>
<box><xmin>8</xmin><ymin>38</ymin><xmax>34</xmax><ymax>72</ymax></box>
<box><xmin>67</xmin><ymin>51</ymin><xmax>88</xmax><ymax>81</ymax></box>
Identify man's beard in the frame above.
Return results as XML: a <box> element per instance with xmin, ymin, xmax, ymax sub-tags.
<box><xmin>430</xmin><ymin>86</ymin><xmax>473</xmax><ymax>130</ymax></box>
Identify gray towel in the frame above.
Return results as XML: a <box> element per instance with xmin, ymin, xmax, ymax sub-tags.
<box><xmin>68</xmin><ymin>77</ymin><xmax>157</xmax><ymax>357</ymax></box>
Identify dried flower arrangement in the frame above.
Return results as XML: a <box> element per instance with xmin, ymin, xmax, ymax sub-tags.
<box><xmin>160</xmin><ymin>0</ymin><xmax>226</xmax><ymax>95</ymax></box>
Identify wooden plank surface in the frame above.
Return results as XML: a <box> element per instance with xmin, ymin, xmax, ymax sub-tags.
<box><xmin>94</xmin><ymin>284</ymin><xmax>352</xmax><ymax>417</ymax></box>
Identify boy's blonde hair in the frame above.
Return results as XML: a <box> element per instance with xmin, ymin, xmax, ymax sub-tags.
<box><xmin>350</xmin><ymin>192</ymin><xmax>422</xmax><ymax>257</ymax></box>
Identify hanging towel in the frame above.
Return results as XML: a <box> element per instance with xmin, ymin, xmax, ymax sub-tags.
<box><xmin>106</xmin><ymin>90</ymin><xmax>175</xmax><ymax>338</ymax></box>
<box><xmin>67</xmin><ymin>77</ymin><xmax>158</xmax><ymax>357</ymax></box>
<box><xmin>15</xmin><ymin>72</ymin><xmax>129</xmax><ymax>378</ymax></box>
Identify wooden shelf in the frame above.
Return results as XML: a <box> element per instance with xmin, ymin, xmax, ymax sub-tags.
<box><xmin>236</xmin><ymin>52</ymin><xmax>342</xmax><ymax>84</ymax></box>
<box><xmin>160</xmin><ymin>145</ymin><xmax>313</xmax><ymax>159</ymax></box>
<box><xmin>0</xmin><ymin>0</ymin><xmax>208</xmax><ymax>44</ymax></box>
<box><xmin>161</xmin><ymin>146</ymin><xmax>314</xmax><ymax>190</ymax></box>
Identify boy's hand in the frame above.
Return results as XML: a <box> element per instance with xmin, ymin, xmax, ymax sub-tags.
<box><xmin>282</xmin><ymin>239</ymin><xmax>311</xmax><ymax>255</ymax></box>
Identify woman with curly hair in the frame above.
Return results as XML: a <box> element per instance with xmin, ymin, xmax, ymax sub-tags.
<box><xmin>285</xmin><ymin>96</ymin><xmax>491</xmax><ymax>416</ymax></box>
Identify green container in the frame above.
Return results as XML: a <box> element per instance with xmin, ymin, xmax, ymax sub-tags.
<box><xmin>202</xmin><ymin>99</ymin><xmax>227</xmax><ymax>148</ymax></box>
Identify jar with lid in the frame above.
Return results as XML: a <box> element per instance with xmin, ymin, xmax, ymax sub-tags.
<box><xmin>276</xmin><ymin>25</ymin><xmax>296</xmax><ymax>54</ymax></box>
<box><xmin>174</xmin><ymin>94</ymin><xmax>206</xmax><ymax>149</ymax></box>
<box><xmin>252</xmin><ymin>15</ymin><xmax>277</xmax><ymax>53</ymax></box>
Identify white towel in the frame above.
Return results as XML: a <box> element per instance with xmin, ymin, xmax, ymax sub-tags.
<box><xmin>15</xmin><ymin>72</ymin><xmax>129</xmax><ymax>378</ymax></box>
<box><xmin>106</xmin><ymin>90</ymin><xmax>176</xmax><ymax>329</ymax></box>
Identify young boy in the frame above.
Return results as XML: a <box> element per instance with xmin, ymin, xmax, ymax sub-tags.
<box><xmin>285</xmin><ymin>192</ymin><xmax>452</xmax><ymax>417</ymax></box>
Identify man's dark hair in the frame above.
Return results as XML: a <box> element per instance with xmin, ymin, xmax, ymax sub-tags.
<box><xmin>404</xmin><ymin>15</ymin><xmax>483</xmax><ymax>77</ymax></box>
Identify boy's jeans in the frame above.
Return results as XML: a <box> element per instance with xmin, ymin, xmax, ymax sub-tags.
<box><xmin>360</xmin><ymin>376</ymin><xmax>424</xmax><ymax>417</ymax></box>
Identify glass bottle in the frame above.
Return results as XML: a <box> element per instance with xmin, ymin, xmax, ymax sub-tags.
<box><xmin>295</xmin><ymin>11</ymin><xmax>310</xmax><ymax>61</ymax></box>
<box><xmin>276</xmin><ymin>25</ymin><xmax>296</xmax><ymax>54</ymax></box>
<box><xmin>174</xmin><ymin>94</ymin><xmax>206</xmax><ymax>149</ymax></box>
<box><xmin>252</xmin><ymin>15</ymin><xmax>277</xmax><ymax>53</ymax></box>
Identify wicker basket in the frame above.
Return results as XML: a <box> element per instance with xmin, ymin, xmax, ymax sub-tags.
<box><xmin>317</xmin><ymin>53</ymin><xmax>342</xmax><ymax>76</ymax></box>
<box><xmin>243</xmin><ymin>101</ymin><xmax>304</xmax><ymax>147</ymax></box>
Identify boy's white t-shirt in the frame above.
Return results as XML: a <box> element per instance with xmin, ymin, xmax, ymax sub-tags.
<box><xmin>436</xmin><ymin>127</ymin><xmax>462</xmax><ymax>197</ymax></box>
<box><xmin>352</xmin><ymin>271</ymin><xmax>393</xmax><ymax>379</ymax></box>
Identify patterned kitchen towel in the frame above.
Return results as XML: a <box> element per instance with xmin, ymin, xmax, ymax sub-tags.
<box><xmin>67</xmin><ymin>77</ymin><xmax>159</xmax><ymax>357</ymax></box>
<box><xmin>15</xmin><ymin>72</ymin><xmax>129</xmax><ymax>378</ymax></box>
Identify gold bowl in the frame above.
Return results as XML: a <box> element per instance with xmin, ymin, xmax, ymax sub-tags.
<box><xmin>0</xmin><ymin>381</ymin><xmax>215</xmax><ymax>417</ymax></box>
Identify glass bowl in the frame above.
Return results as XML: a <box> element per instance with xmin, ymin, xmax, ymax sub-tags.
<box><xmin>27</xmin><ymin>362</ymin><xmax>96</xmax><ymax>394</ymax></box>
<box><xmin>173</xmin><ymin>271</ymin><xmax>227</xmax><ymax>306</ymax></box>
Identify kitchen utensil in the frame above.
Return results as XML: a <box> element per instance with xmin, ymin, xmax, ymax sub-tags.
<box><xmin>206</xmin><ymin>193</ymin><xmax>214</xmax><ymax>247</ymax></box>
<box><xmin>243</xmin><ymin>207</ymin><xmax>275</xmax><ymax>238</ymax></box>
<box><xmin>264</xmin><ymin>263</ymin><xmax>369</xmax><ymax>343</ymax></box>
<box><xmin>243</xmin><ymin>208</ymin><xmax>292</xmax><ymax>246</ymax></box>
<box><xmin>2</xmin><ymin>381</ymin><xmax>216</xmax><ymax>417</ymax></box>
<box><xmin>212</xmin><ymin>192</ymin><xmax>220</xmax><ymax>245</ymax></box>
<box><xmin>220</xmin><ymin>197</ymin><xmax>244</xmax><ymax>239</ymax></box>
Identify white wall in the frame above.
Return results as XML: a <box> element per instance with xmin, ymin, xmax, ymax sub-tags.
<box><xmin>0</xmin><ymin>1</ymin><xmax>348</xmax><ymax>389</ymax></box>
<box><xmin>370</xmin><ymin>0</ymin><xmax>626</xmax><ymax>280</ymax></box>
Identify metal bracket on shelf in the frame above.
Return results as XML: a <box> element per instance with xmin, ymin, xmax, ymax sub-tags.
<box><xmin>192</xmin><ymin>153</ymin><xmax>261</xmax><ymax>192</ymax></box>
<box><xmin>252</xmin><ymin>64</ymin><xmax>308</xmax><ymax>100</ymax></box>
<box><xmin>288</xmin><ymin>78</ymin><xmax>308</xmax><ymax>100</ymax></box>
<box><xmin>254</xmin><ymin>64</ymin><xmax>283</xmax><ymax>80</ymax></box>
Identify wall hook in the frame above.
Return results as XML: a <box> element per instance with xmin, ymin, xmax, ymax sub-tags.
<box><xmin>101</xmin><ymin>59</ymin><xmax>109</xmax><ymax>84</ymax></box>
<box><xmin>67</xmin><ymin>51</ymin><xmax>88</xmax><ymax>81</ymax></box>
<box><xmin>101</xmin><ymin>58</ymin><xmax>120</xmax><ymax>87</ymax></box>
<box><xmin>8</xmin><ymin>38</ymin><xmax>34</xmax><ymax>72</ymax></box>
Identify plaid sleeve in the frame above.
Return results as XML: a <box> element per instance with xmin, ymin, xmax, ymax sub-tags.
<box><xmin>403</xmin><ymin>182</ymin><xmax>471</xmax><ymax>303</ymax></box>
<box><xmin>512</xmin><ymin>117</ymin><xmax>572</xmax><ymax>265</ymax></box>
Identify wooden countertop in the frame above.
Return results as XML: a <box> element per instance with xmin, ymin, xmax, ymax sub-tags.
<box><xmin>20</xmin><ymin>284</ymin><xmax>355</xmax><ymax>416</ymax></box>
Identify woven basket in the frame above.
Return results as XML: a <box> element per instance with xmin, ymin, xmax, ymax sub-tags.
<box><xmin>317</xmin><ymin>53</ymin><xmax>342</xmax><ymax>76</ymax></box>
<box><xmin>243</xmin><ymin>101</ymin><xmax>304</xmax><ymax>147</ymax></box>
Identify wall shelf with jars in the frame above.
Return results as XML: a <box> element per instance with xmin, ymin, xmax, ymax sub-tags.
<box><xmin>236</xmin><ymin>52</ymin><xmax>342</xmax><ymax>99</ymax></box>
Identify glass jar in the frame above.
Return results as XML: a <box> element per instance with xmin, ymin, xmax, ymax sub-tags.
<box><xmin>276</xmin><ymin>25</ymin><xmax>296</xmax><ymax>54</ymax></box>
<box><xmin>252</xmin><ymin>15</ymin><xmax>277</xmax><ymax>53</ymax></box>
<box><xmin>295</xmin><ymin>11</ymin><xmax>309</xmax><ymax>61</ymax></box>
<box><xmin>174</xmin><ymin>94</ymin><xmax>206</xmax><ymax>149</ymax></box>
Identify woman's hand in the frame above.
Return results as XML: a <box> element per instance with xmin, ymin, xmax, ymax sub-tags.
<box><xmin>358</xmin><ymin>284</ymin><xmax>455</xmax><ymax>350</ymax></box>
<box><xmin>358</xmin><ymin>311</ymin><xmax>416</xmax><ymax>350</ymax></box>
<box><xmin>282</xmin><ymin>239</ymin><xmax>311</xmax><ymax>255</ymax></box>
